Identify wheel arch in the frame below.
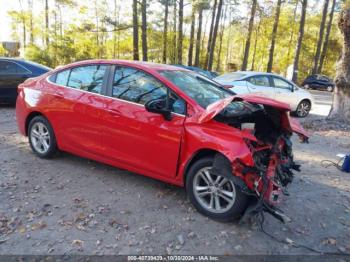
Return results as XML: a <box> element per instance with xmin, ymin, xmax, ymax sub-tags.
<box><xmin>25</xmin><ymin>111</ymin><xmax>47</xmax><ymax>135</ymax></box>
<box><xmin>300</xmin><ymin>98</ymin><xmax>312</xmax><ymax>108</ymax></box>
<box><xmin>182</xmin><ymin>148</ymin><xmax>229</xmax><ymax>187</ymax></box>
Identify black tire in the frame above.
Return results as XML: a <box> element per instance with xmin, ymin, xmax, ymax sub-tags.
<box><xmin>295</xmin><ymin>100</ymin><xmax>311</xmax><ymax>118</ymax></box>
<box><xmin>185</xmin><ymin>157</ymin><xmax>248</xmax><ymax>222</ymax></box>
<box><xmin>28</xmin><ymin>115</ymin><xmax>58</xmax><ymax>158</ymax></box>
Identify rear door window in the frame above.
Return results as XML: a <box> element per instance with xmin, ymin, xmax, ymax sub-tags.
<box><xmin>66</xmin><ymin>65</ymin><xmax>108</xmax><ymax>94</ymax></box>
<box><xmin>248</xmin><ymin>75</ymin><xmax>270</xmax><ymax>87</ymax></box>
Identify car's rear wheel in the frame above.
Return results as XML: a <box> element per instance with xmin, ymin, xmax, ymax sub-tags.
<box><xmin>186</xmin><ymin>157</ymin><xmax>248</xmax><ymax>221</ymax></box>
<box><xmin>28</xmin><ymin>116</ymin><xmax>58</xmax><ymax>158</ymax></box>
<box><xmin>327</xmin><ymin>86</ymin><xmax>333</xmax><ymax>92</ymax></box>
<box><xmin>303</xmin><ymin>84</ymin><xmax>310</xmax><ymax>89</ymax></box>
<box><xmin>295</xmin><ymin>100</ymin><xmax>311</xmax><ymax>118</ymax></box>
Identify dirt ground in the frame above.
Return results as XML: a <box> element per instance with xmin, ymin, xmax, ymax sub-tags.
<box><xmin>0</xmin><ymin>106</ymin><xmax>350</xmax><ymax>256</ymax></box>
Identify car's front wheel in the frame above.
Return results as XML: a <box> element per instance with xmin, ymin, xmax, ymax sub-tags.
<box><xmin>295</xmin><ymin>100</ymin><xmax>311</xmax><ymax>117</ymax></box>
<box><xmin>28</xmin><ymin>116</ymin><xmax>58</xmax><ymax>158</ymax></box>
<box><xmin>186</xmin><ymin>157</ymin><xmax>248</xmax><ymax>221</ymax></box>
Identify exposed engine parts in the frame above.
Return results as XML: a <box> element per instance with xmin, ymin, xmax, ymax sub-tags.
<box><xmin>212</xmin><ymin>101</ymin><xmax>303</xmax><ymax>223</ymax></box>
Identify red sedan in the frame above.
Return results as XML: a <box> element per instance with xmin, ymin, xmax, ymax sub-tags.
<box><xmin>16</xmin><ymin>60</ymin><xmax>309</xmax><ymax>221</ymax></box>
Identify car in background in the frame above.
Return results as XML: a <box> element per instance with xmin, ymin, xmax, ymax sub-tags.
<box><xmin>214</xmin><ymin>71</ymin><xmax>314</xmax><ymax>117</ymax></box>
<box><xmin>302</xmin><ymin>74</ymin><xmax>334</xmax><ymax>92</ymax></box>
<box><xmin>173</xmin><ymin>64</ymin><xmax>218</xmax><ymax>79</ymax></box>
<box><xmin>16</xmin><ymin>60</ymin><xmax>309</xmax><ymax>221</ymax></box>
<box><xmin>0</xmin><ymin>58</ymin><xmax>51</xmax><ymax>104</ymax></box>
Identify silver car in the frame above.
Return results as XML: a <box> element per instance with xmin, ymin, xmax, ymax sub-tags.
<box><xmin>214</xmin><ymin>71</ymin><xmax>314</xmax><ymax>117</ymax></box>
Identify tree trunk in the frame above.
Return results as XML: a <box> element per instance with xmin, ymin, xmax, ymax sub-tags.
<box><xmin>132</xmin><ymin>0</ymin><xmax>139</xmax><ymax>60</ymax></box>
<box><xmin>201</xmin><ymin>13</ymin><xmax>209</xmax><ymax>56</ymax></box>
<box><xmin>141</xmin><ymin>0</ymin><xmax>148</xmax><ymax>61</ymax></box>
<box><xmin>242</xmin><ymin>0</ymin><xmax>257</xmax><ymax>71</ymax></box>
<box><xmin>59</xmin><ymin>5</ymin><xmax>63</xmax><ymax>39</ymax></box>
<box><xmin>292</xmin><ymin>0</ymin><xmax>307</xmax><ymax>83</ymax></box>
<box><xmin>194</xmin><ymin>8</ymin><xmax>203</xmax><ymax>67</ymax></box>
<box><xmin>188</xmin><ymin>5</ymin><xmax>196</xmax><ymax>66</ymax></box>
<box><xmin>286</xmin><ymin>2</ymin><xmax>298</xmax><ymax>65</ymax></box>
<box><xmin>94</xmin><ymin>0</ymin><xmax>100</xmax><ymax>58</ymax></box>
<box><xmin>266</xmin><ymin>0</ymin><xmax>282</xmax><ymax>73</ymax></box>
<box><xmin>215</xmin><ymin>6</ymin><xmax>226</xmax><ymax>72</ymax></box>
<box><xmin>117</xmin><ymin>3</ymin><xmax>121</xmax><ymax>59</ymax></box>
<box><xmin>177</xmin><ymin>0</ymin><xmax>184</xmax><ymax>64</ymax></box>
<box><xmin>205</xmin><ymin>0</ymin><xmax>217</xmax><ymax>69</ymax></box>
<box><xmin>251</xmin><ymin>14</ymin><xmax>262</xmax><ymax>71</ymax></box>
<box><xmin>172</xmin><ymin>1</ymin><xmax>177</xmax><ymax>64</ymax></box>
<box><xmin>18</xmin><ymin>0</ymin><xmax>26</xmax><ymax>48</ymax></box>
<box><xmin>225</xmin><ymin>12</ymin><xmax>232</xmax><ymax>69</ymax></box>
<box><xmin>45</xmin><ymin>0</ymin><xmax>49</xmax><ymax>46</ymax></box>
<box><xmin>113</xmin><ymin>0</ymin><xmax>117</xmax><ymax>58</ymax></box>
<box><xmin>328</xmin><ymin>7</ymin><xmax>350</xmax><ymax>122</ymax></box>
<box><xmin>28</xmin><ymin>0</ymin><xmax>34</xmax><ymax>44</ymax></box>
<box><xmin>162</xmin><ymin>0</ymin><xmax>169</xmax><ymax>64</ymax></box>
<box><xmin>312</xmin><ymin>0</ymin><xmax>329</xmax><ymax>74</ymax></box>
<box><xmin>318</xmin><ymin>0</ymin><xmax>336</xmax><ymax>73</ymax></box>
<box><xmin>208</xmin><ymin>0</ymin><xmax>223</xmax><ymax>71</ymax></box>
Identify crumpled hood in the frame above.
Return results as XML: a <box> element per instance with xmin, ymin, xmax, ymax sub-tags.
<box><xmin>198</xmin><ymin>94</ymin><xmax>310</xmax><ymax>139</ymax></box>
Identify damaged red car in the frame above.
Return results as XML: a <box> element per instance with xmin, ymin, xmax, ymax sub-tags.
<box><xmin>16</xmin><ymin>60</ymin><xmax>309</xmax><ymax>221</ymax></box>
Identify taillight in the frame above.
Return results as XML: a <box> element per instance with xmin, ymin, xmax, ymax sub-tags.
<box><xmin>223</xmin><ymin>85</ymin><xmax>233</xmax><ymax>89</ymax></box>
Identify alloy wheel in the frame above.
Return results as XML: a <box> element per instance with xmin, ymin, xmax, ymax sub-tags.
<box><xmin>193</xmin><ymin>167</ymin><xmax>236</xmax><ymax>214</ymax></box>
<box><xmin>30</xmin><ymin>122</ymin><xmax>51</xmax><ymax>154</ymax></box>
<box><xmin>297</xmin><ymin>101</ymin><xmax>311</xmax><ymax>117</ymax></box>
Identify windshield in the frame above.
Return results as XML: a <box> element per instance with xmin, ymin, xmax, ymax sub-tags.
<box><xmin>159</xmin><ymin>70</ymin><xmax>233</xmax><ymax>109</ymax></box>
<box><xmin>215</xmin><ymin>72</ymin><xmax>246</xmax><ymax>81</ymax></box>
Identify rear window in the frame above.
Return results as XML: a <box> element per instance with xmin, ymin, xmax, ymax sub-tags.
<box><xmin>0</xmin><ymin>61</ymin><xmax>30</xmax><ymax>74</ymax></box>
<box><xmin>215</xmin><ymin>72</ymin><xmax>246</xmax><ymax>81</ymax></box>
<box><xmin>24</xmin><ymin>60</ymin><xmax>52</xmax><ymax>71</ymax></box>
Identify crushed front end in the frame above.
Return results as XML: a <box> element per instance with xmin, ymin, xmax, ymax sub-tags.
<box><xmin>213</xmin><ymin>98</ymin><xmax>309</xmax><ymax>222</ymax></box>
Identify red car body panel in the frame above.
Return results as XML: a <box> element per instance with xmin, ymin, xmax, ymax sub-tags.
<box><xmin>16</xmin><ymin>60</ymin><xmax>309</xmax><ymax>199</ymax></box>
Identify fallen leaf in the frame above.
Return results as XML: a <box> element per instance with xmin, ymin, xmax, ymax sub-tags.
<box><xmin>322</xmin><ymin>238</ymin><xmax>337</xmax><ymax>245</ymax></box>
<box><xmin>72</xmin><ymin>239</ymin><xmax>84</xmax><ymax>246</ymax></box>
<box><xmin>31</xmin><ymin>221</ymin><xmax>47</xmax><ymax>231</ymax></box>
<box><xmin>18</xmin><ymin>227</ymin><xmax>26</xmax><ymax>234</ymax></box>
<box><xmin>286</xmin><ymin>238</ymin><xmax>294</xmax><ymax>245</ymax></box>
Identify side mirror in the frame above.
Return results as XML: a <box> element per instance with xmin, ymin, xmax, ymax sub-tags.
<box><xmin>145</xmin><ymin>98</ymin><xmax>172</xmax><ymax>121</ymax></box>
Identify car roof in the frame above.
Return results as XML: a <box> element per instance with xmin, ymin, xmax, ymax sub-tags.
<box><xmin>0</xmin><ymin>57</ymin><xmax>51</xmax><ymax>69</ymax></box>
<box><xmin>56</xmin><ymin>59</ymin><xmax>189</xmax><ymax>72</ymax></box>
<box><xmin>0</xmin><ymin>57</ymin><xmax>26</xmax><ymax>62</ymax></box>
<box><xmin>228</xmin><ymin>71</ymin><xmax>280</xmax><ymax>77</ymax></box>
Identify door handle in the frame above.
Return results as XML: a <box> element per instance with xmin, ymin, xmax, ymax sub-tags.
<box><xmin>107</xmin><ymin>108</ymin><xmax>121</xmax><ymax>116</ymax></box>
<box><xmin>53</xmin><ymin>92</ymin><xmax>64</xmax><ymax>99</ymax></box>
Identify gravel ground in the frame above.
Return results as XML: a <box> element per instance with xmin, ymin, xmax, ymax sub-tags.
<box><xmin>0</xmin><ymin>106</ymin><xmax>350</xmax><ymax>256</ymax></box>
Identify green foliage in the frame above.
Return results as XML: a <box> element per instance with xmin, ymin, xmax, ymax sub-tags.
<box><xmin>25</xmin><ymin>44</ymin><xmax>53</xmax><ymax>67</ymax></box>
<box><xmin>0</xmin><ymin>45</ymin><xmax>7</xmax><ymax>56</ymax></box>
<box><xmin>7</xmin><ymin>0</ymin><xmax>343</xmax><ymax>82</ymax></box>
